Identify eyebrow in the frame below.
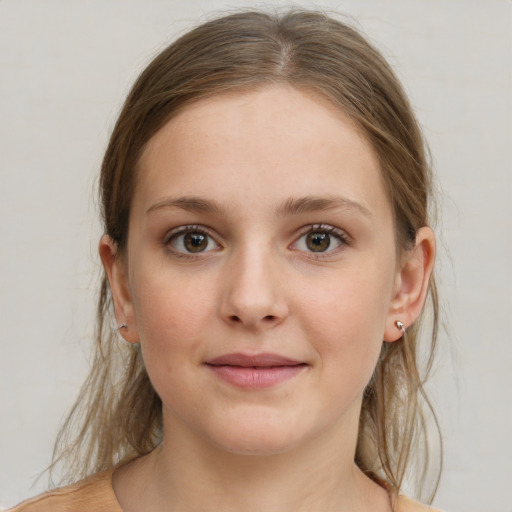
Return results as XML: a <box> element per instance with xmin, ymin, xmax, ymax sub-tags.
<box><xmin>146</xmin><ymin>194</ymin><xmax>372</xmax><ymax>218</ymax></box>
<box><xmin>277</xmin><ymin>195</ymin><xmax>372</xmax><ymax>218</ymax></box>
<box><xmin>146</xmin><ymin>196</ymin><xmax>229</xmax><ymax>215</ymax></box>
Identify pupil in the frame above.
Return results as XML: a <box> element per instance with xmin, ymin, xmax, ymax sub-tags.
<box><xmin>184</xmin><ymin>233</ymin><xmax>207</xmax><ymax>252</ymax></box>
<box><xmin>306</xmin><ymin>232</ymin><xmax>330</xmax><ymax>252</ymax></box>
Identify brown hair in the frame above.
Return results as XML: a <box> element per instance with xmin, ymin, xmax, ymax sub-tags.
<box><xmin>52</xmin><ymin>8</ymin><xmax>441</xmax><ymax>500</ymax></box>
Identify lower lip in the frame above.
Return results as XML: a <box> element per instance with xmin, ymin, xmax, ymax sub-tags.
<box><xmin>206</xmin><ymin>364</ymin><xmax>307</xmax><ymax>389</ymax></box>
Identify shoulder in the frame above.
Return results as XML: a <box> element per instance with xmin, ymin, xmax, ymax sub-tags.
<box><xmin>8</xmin><ymin>470</ymin><xmax>122</xmax><ymax>512</ymax></box>
<box><xmin>397</xmin><ymin>495</ymin><xmax>444</xmax><ymax>512</ymax></box>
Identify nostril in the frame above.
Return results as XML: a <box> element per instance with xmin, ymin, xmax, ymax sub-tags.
<box><xmin>228</xmin><ymin>314</ymin><xmax>276</xmax><ymax>324</ymax></box>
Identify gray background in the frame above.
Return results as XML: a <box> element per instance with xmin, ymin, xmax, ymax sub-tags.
<box><xmin>1</xmin><ymin>0</ymin><xmax>511</xmax><ymax>510</ymax></box>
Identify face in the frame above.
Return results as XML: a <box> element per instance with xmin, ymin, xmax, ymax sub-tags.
<box><xmin>108</xmin><ymin>86</ymin><xmax>408</xmax><ymax>456</ymax></box>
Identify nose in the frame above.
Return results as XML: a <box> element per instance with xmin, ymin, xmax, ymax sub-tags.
<box><xmin>219</xmin><ymin>243</ymin><xmax>289</xmax><ymax>331</ymax></box>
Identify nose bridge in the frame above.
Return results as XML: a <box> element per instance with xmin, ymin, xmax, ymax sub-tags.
<box><xmin>220</xmin><ymin>237</ymin><xmax>287</xmax><ymax>329</ymax></box>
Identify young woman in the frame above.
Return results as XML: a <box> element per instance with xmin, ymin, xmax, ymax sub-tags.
<box><xmin>11</xmin><ymin>9</ymin><xmax>442</xmax><ymax>512</ymax></box>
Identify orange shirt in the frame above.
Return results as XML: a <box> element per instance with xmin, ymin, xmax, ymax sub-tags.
<box><xmin>9</xmin><ymin>471</ymin><xmax>121</xmax><ymax>512</ymax></box>
<box><xmin>9</xmin><ymin>470</ymin><xmax>441</xmax><ymax>512</ymax></box>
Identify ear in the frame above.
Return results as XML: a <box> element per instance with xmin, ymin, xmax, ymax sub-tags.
<box><xmin>384</xmin><ymin>226</ymin><xmax>436</xmax><ymax>342</ymax></box>
<box><xmin>99</xmin><ymin>235</ymin><xmax>140</xmax><ymax>344</ymax></box>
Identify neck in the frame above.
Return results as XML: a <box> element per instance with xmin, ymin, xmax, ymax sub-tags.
<box><xmin>114</xmin><ymin>404</ymin><xmax>391</xmax><ymax>512</ymax></box>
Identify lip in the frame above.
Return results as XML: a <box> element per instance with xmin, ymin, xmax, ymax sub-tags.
<box><xmin>205</xmin><ymin>352</ymin><xmax>307</xmax><ymax>389</ymax></box>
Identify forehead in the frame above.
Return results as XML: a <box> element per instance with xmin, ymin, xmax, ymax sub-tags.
<box><xmin>134</xmin><ymin>86</ymin><xmax>390</xmax><ymax>221</ymax></box>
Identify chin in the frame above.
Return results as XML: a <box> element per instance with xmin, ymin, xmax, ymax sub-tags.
<box><xmin>205</xmin><ymin>415</ymin><xmax>311</xmax><ymax>457</ymax></box>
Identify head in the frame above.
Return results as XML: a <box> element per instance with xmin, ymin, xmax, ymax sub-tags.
<box><xmin>57</xmin><ymin>8</ymin><xmax>440</xmax><ymax>498</ymax></box>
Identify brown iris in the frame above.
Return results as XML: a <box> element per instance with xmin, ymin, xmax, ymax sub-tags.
<box><xmin>305</xmin><ymin>232</ymin><xmax>330</xmax><ymax>252</ymax></box>
<box><xmin>184</xmin><ymin>232</ymin><xmax>208</xmax><ymax>252</ymax></box>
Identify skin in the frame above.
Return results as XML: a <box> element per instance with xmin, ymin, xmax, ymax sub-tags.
<box><xmin>100</xmin><ymin>86</ymin><xmax>435</xmax><ymax>512</ymax></box>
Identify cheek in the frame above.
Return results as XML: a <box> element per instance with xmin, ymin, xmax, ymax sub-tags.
<box><xmin>129</xmin><ymin>265</ymin><xmax>218</xmax><ymax>377</ymax></box>
<box><xmin>298</xmin><ymin>263</ymin><xmax>393</xmax><ymax>389</ymax></box>
<box><xmin>129</xmin><ymin>274</ymin><xmax>215</xmax><ymax>415</ymax></box>
<box><xmin>301</xmin><ymin>263</ymin><xmax>393</xmax><ymax>336</ymax></box>
<box><xmin>132</xmin><ymin>258</ymin><xmax>214</xmax><ymax>334</ymax></box>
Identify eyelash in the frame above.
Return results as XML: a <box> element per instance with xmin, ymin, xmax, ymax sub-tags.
<box><xmin>163</xmin><ymin>223</ymin><xmax>351</xmax><ymax>259</ymax></box>
<box><xmin>292</xmin><ymin>224</ymin><xmax>351</xmax><ymax>257</ymax></box>
<box><xmin>163</xmin><ymin>225</ymin><xmax>220</xmax><ymax>259</ymax></box>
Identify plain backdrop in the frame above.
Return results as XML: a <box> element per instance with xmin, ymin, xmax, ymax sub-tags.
<box><xmin>1</xmin><ymin>0</ymin><xmax>511</xmax><ymax>510</ymax></box>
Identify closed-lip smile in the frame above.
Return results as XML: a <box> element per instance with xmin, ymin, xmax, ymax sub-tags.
<box><xmin>205</xmin><ymin>352</ymin><xmax>308</xmax><ymax>389</ymax></box>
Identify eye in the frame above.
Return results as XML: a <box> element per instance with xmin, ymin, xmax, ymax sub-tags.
<box><xmin>165</xmin><ymin>226</ymin><xmax>220</xmax><ymax>255</ymax></box>
<box><xmin>292</xmin><ymin>225</ymin><xmax>349</xmax><ymax>254</ymax></box>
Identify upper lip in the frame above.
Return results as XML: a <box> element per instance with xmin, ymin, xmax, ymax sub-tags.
<box><xmin>205</xmin><ymin>353</ymin><xmax>304</xmax><ymax>367</ymax></box>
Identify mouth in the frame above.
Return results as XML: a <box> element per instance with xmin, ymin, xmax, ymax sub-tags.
<box><xmin>204</xmin><ymin>353</ymin><xmax>308</xmax><ymax>389</ymax></box>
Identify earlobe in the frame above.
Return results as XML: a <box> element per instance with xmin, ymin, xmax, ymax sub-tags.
<box><xmin>98</xmin><ymin>235</ymin><xmax>140</xmax><ymax>344</ymax></box>
<box><xmin>384</xmin><ymin>227</ymin><xmax>436</xmax><ymax>342</ymax></box>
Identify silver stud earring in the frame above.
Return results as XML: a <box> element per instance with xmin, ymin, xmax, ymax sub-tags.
<box><xmin>395</xmin><ymin>320</ymin><xmax>405</xmax><ymax>335</ymax></box>
<box><xmin>118</xmin><ymin>323</ymin><xmax>128</xmax><ymax>330</ymax></box>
